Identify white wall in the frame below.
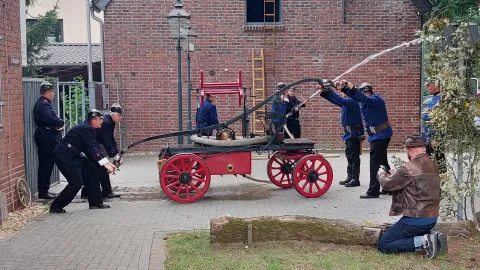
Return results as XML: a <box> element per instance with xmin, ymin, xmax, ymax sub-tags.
<box><xmin>26</xmin><ymin>0</ymin><xmax>103</xmax><ymax>43</ymax></box>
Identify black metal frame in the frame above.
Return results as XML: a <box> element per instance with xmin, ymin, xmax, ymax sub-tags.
<box><xmin>116</xmin><ymin>77</ymin><xmax>327</xmax><ymax>160</ymax></box>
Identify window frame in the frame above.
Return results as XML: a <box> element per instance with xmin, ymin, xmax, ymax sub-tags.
<box><xmin>246</xmin><ymin>0</ymin><xmax>282</xmax><ymax>25</ymax></box>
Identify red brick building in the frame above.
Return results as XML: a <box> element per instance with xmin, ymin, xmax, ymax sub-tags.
<box><xmin>104</xmin><ymin>0</ymin><xmax>423</xmax><ymax>152</ymax></box>
<box><xmin>0</xmin><ymin>0</ymin><xmax>25</xmax><ymax>210</ymax></box>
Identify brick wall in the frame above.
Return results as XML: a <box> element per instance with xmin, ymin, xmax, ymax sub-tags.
<box><xmin>0</xmin><ymin>0</ymin><xmax>25</xmax><ymax>211</ymax></box>
<box><xmin>104</xmin><ymin>0</ymin><xmax>421</xmax><ymax>153</ymax></box>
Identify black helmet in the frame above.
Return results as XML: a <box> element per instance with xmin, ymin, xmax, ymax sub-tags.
<box><xmin>276</xmin><ymin>82</ymin><xmax>286</xmax><ymax>90</ymax></box>
<box><xmin>359</xmin><ymin>82</ymin><xmax>373</xmax><ymax>94</ymax></box>
<box><xmin>40</xmin><ymin>81</ymin><xmax>54</xmax><ymax>93</ymax></box>
<box><xmin>87</xmin><ymin>109</ymin><xmax>103</xmax><ymax>121</ymax></box>
<box><xmin>110</xmin><ymin>103</ymin><xmax>123</xmax><ymax>114</ymax></box>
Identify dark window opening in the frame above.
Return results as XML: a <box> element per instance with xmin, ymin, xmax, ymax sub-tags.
<box><xmin>27</xmin><ymin>19</ymin><xmax>64</xmax><ymax>42</ymax></box>
<box><xmin>246</xmin><ymin>0</ymin><xmax>281</xmax><ymax>24</ymax></box>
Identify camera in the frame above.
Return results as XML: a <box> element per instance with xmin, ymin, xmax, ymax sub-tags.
<box><xmin>379</xmin><ymin>165</ymin><xmax>390</xmax><ymax>175</ymax></box>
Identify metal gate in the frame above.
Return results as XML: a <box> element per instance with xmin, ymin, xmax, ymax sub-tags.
<box><xmin>22</xmin><ymin>78</ymin><xmax>60</xmax><ymax>193</ymax></box>
<box><xmin>57</xmin><ymin>82</ymin><xmax>88</xmax><ymax>135</ymax></box>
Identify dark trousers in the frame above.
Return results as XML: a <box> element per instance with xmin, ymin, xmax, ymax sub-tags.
<box><xmin>378</xmin><ymin>218</ymin><xmax>436</xmax><ymax>253</ymax></box>
<box><xmin>81</xmin><ymin>161</ymin><xmax>112</xmax><ymax>197</ymax></box>
<box><xmin>367</xmin><ymin>138</ymin><xmax>391</xmax><ymax>196</ymax></box>
<box><xmin>50</xmin><ymin>156</ymin><xmax>103</xmax><ymax>209</ymax></box>
<box><xmin>345</xmin><ymin>138</ymin><xmax>361</xmax><ymax>180</ymax></box>
<box><xmin>426</xmin><ymin>143</ymin><xmax>446</xmax><ymax>173</ymax></box>
<box><xmin>286</xmin><ymin>119</ymin><xmax>301</xmax><ymax>138</ymax></box>
<box><xmin>35</xmin><ymin>138</ymin><xmax>57</xmax><ymax>196</ymax></box>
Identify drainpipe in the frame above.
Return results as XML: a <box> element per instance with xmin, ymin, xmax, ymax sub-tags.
<box><xmin>90</xmin><ymin>8</ymin><xmax>104</xmax><ymax>84</ymax></box>
<box><xmin>86</xmin><ymin>0</ymin><xmax>95</xmax><ymax>109</ymax></box>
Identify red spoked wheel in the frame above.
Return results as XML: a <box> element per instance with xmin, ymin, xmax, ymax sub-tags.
<box><xmin>164</xmin><ymin>159</ymin><xmax>204</xmax><ymax>193</ymax></box>
<box><xmin>267</xmin><ymin>152</ymin><xmax>296</xmax><ymax>188</ymax></box>
<box><xmin>293</xmin><ymin>154</ymin><xmax>333</xmax><ymax>198</ymax></box>
<box><xmin>160</xmin><ymin>154</ymin><xmax>211</xmax><ymax>203</ymax></box>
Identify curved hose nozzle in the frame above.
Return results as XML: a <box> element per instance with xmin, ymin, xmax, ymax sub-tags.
<box><xmin>319</xmin><ymin>79</ymin><xmax>336</xmax><ymax>90</ymax></box>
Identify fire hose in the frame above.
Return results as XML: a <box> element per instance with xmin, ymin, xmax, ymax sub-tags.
<box><xmin>113</xmin><ymin>77</ymin><xmax>331</xmax><ymax>168</ymax></box>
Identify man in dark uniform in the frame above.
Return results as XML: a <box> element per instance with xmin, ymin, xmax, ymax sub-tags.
<box><xmin>284</xmin><ymin>87</ymin><xmax>306</xmax><ymax>138</ymax></box>
<box><xmin>336</xmin><ymin>81</ymin><xmax>393</xmax><ymax>198</ymax></box>
<box><xmin>85</xmin><ymin>103</ymin><xmax>124</xmax><ymax>199</ymax></box>
<box><xmin>49</xmin><ymin>109</ymin><xmax>117</xmax><ymax>213</ymax></box>
<box><xmin>271</xmin><ymin>82</ymin><xmax>287</xmax><ymax>133</ymax></box>
<box><xmin>317</xmin><ymin>83</ymin><xmax>364</xmax><ymax>187</ymax></box>
<box><xmin>197</xmin><ymin>94</ymin><xmax>219</xmax><ymax>136</ymax></box>
<box><xmin>33</xmin><ymin>81</ymin><xmax>64</xmax><ymax>199</ymax></box>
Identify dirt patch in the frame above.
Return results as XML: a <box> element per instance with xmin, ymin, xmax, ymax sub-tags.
<box><xmin>0</xmin><ymin>204</ymin><xmax>47</xmax><ymax>240</ymax></box>
<box><xmin>202</xmin><ymin>185</ymin><xmax>277</xmax><ymax>201</ymax></box>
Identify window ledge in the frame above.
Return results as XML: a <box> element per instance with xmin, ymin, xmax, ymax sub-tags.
<box><xmin>244</xmin><ymin>24</ymin><xmax>285</xmax><ymax>32</ymax></box>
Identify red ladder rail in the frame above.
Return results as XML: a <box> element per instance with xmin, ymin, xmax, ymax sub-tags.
<box><xmin>200</xmin><ymin>69</ymin><xmax>243</xmax><ymax>107</ymax></box>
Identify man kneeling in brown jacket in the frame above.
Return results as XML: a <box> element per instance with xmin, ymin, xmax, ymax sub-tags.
<box><xmin>377</xmin><ymin>134</ymin><xmax>447</xmax><ymax>259</ymax></box>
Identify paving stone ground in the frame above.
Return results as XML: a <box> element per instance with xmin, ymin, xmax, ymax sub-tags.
<box><xmin>0</xmin><ymin>151</ymin><xmax>477</xmax><ymax>270</ymax></box>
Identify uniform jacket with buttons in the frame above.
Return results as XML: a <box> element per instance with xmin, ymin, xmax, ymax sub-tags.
<box><xmin>33</xmin><ymin>96</ymin><xmax>63</xmax><ymax>143</ymax></box>
<box><xmin>321</xmin><ymin>90</ymin><xmax>364</xmax><ymax>141</ymax></box>
<box><xmin>421</xmin><ymin>93</ymin><xmax>441</xmax><ymax>142</ymax></box>
<box><xmin>53</xmin><ymin>120</ymin><xmax>107</xmax><ymax>167</ymax></box>
<box><xmin>344</xmin><ymin>88</ymin><xmax>393</xmax><ymax>142</ymax></box>
<box><xmin>96</xmin><ymin>114</ymin><xmax>118</xmax><ymax>158</ymax></box>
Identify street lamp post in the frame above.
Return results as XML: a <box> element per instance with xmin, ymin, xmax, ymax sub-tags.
<box><xmin>186</xmin><ymin>27</ymin><xmax>197</xmax><ymax>144</ymax></box>
<box><xmin>167</xmin><ymin>0</ymin><xmax>191</xmax><ymax>144</ymax></box>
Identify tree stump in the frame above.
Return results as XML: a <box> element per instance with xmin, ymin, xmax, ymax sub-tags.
<box><xmin>210</xmin><ymin>216</ymin><xmax>381</xmax><ymax>245</ymax></box>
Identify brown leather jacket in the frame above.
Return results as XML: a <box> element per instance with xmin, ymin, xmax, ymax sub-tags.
<box><xmin>378</xmin><ymin>153</ymin><xmax>440</xmax><ymax>217</ymax></box>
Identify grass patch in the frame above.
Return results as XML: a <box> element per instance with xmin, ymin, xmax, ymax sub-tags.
<box><xmin>165</xmin><ymin>232</ymin><xmax>480</xmax><ymax>270</ymax></box>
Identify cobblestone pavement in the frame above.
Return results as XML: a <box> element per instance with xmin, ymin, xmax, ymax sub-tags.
<box><xmin>2</xmin><ymin>150</ymin><xmax>472</xmax><ymax>270</ymax></box>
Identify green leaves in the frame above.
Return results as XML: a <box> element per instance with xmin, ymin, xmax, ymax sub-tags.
<box><xmin>424</xmin><ymin>17</ymin><xmax>480</xmax><ymax>229</ymax></box>
<box><xmin>23</xmin><ymin>6</ymin><xmax>59</xmax><ymax>77</ymax></box>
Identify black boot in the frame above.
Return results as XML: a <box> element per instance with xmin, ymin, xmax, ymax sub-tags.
<box><xmin>345</xmin><ymin>166</ymin><xmax>360</xmax><ymax>187</ymax></box>
<box><xmin>345</xmin><ymin>174</ymin><xmax>360</xmax><ymax>187</ymax></box>
<box><xmin>339</xmin><ymin>172</ymin><xmax>352</xmax><ymax>185</ymax></box>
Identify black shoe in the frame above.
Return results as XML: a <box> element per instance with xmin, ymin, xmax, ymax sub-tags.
<box><xmin>345</xmin><ymin>180</ymin><xmax>360</xmax><ymax>187</ymax></box>
<box><xmin>103</xmin><ymin>193</ymin><xmax>121</xmax><ymax>199</ymax></box>
<box><xmin>380</xmin><ymin>190</ymin><xmax>392</xmax><ymax>195</ymax></box>
<box><xmin>339</xmin><ymin>172</ymin><xmax>352</xmax><ymax>185</ymax></box>
<box><xmin>49</xmin><ymin>207</ymin><xmax>66</xmax><ymax>213</ymax></box>
<box><xmin>339</xmin><ymin>179</ymin><xmax>351</xmax><ymax>185</ymax></box>
<box><xmin>89</xmin><ymin>204</ymin><xmax>111</xmax><ymax>209</ymax></box>
<box><xmin>39</xmin><ymin>194</ymin><xmax>55</xmax><ymax>200</ymax></box>
<box><xmin>360</xmin><ymin>193</ymin><xmax>380</xmax><ymax>199</ymax></box>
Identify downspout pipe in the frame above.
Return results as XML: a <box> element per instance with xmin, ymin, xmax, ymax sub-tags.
<box><xmin>86</xmin><ymin>0</ymin><xmax>95</xmax><ymax>109</ymax></box>
<box><xmin>90</xmin><ymin>8</ymin><xmax>105</xmax><ymax>84</ymax></box>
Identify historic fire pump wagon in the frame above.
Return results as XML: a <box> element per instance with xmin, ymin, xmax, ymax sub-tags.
<box><xmin>115</xmin><ymin>73</ymin><xmax>335</xmax><ymax>203</ymax></box>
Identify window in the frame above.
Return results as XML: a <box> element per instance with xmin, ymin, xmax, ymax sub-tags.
<box><xmin>246</xmin><ymin>0</ymin><xmax>281</xmax><ymax>24</ymax></box>
<box><xmin>26</xmin><ymin>19</ymin><xmax>64</xmax><ymax>42</ymax></box>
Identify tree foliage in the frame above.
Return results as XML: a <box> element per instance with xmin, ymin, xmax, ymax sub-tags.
<box><xmin>23</xmin><ymin>5</ymin><xmax>59</xmax><ymax>77</ymax></box>
<box><xmin>431</xmin><ymin>0</ymin><xmax>479</xmax><ymax>22</ymax></box>
<box><xmin>423</xmin><ymin>7</ymin><xmax>480</xmax><ymax>231</ymax></box>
